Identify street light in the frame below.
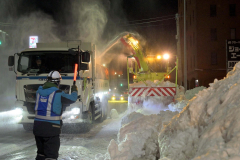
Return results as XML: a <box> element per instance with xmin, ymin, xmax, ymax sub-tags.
<box><xmin>157</xmin><ymin>55</ymin><xmax>161</xmax><ymax>59</ymax></box>
<box><xmin>163</xmin><ymin>53</ymin><xmax>170</xmax><ymax>60</ymax></box>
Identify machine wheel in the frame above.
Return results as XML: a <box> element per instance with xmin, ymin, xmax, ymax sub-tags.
<box><xmin>23</xmin><ymin>124</ymin><xmax>33</xmax><ymax>131</ymax></box>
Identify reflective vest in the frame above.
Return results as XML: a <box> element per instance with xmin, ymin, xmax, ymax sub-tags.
<box><xmin>35</xmin><ymin>91</ymin><xmax>62</xmax><ymax>120</ymax></box>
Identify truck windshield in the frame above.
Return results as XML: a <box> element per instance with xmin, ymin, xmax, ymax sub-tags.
<box><xmin>18</xmin><ymin>51</ymin><xmax>78</xmax><ymax>74</ymax></box>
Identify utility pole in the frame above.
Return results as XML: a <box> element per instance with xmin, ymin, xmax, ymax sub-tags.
<box><xmin>184</xmin><ymin>0</ymin><xmax>187</xmax><ymax>91</ymax></box>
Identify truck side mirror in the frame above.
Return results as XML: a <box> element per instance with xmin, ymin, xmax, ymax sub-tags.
<box><xmin>8</xmin><ymin>56</ymin><xmax>14</xmax><ymax>66</ymax></box>
<box><xmin>82</xmin><ymin>52</ymin><xmax>90</xmax><ymax>62</ymax></box>
<box><xmin>80</xmin><ymin>63</ymin><xmax>89</xmax><ymax>70</ymax></box>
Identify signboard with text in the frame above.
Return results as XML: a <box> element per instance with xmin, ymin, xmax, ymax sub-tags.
<box><xmin>226</xmin><ymin>40</ymin><xmax>240</xmax><ymax>72</ymax></box>
<box><xmin>29</xmin><ymin>36</ymin><xmax>38</xmax><ymax>48</ymax></box>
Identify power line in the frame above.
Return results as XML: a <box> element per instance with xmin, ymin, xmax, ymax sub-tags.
<box><xmin>129</xmin><ymin>22</ymin><xmax>176</xmax><ymax>28</ymax></box>
<box><xmin>119</xmin><ymin>17</ymin><xmax>176</xmax><ymax>27</ymax></box>
<box><xmin>125</xmin><ymin>14</ymin><xmax>176</xmax><ymax>23</ymax></box>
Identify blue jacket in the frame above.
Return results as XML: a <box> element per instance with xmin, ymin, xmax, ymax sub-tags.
<box><xmin>34</xmin><ymin>82</ymin><xmax>78</xmax><ymax>125</ymax></box>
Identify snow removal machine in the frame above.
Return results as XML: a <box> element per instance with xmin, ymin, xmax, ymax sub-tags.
<box><xmin>8</xmin><ymin>41</ymin><xmax>109</xmax><ymax>132</ymax></box>
<box><xmin>120</xmin><ymin>34</ymin><xmax>178</xmax><ymax>108</ymax></box>
<box><xmin>120</xmin><ymin>34</ymin><xmax>178</xmax><ymax>106</ymax></box>
<box><xmin>101</xmin><ymin>32</ymin><xmax>178</xmax><ymax>110</ymax></box>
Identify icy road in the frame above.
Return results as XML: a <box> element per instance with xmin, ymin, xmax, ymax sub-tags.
<box><xmin>0</xmin><ymin>109</ymin><xmax>124</xmax><ymax>160</ymax></box>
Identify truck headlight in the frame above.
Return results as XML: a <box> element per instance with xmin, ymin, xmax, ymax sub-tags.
<box><xmin>120</xmin><ymin>97</ymin><xmax>124</xmax><ymax>100</ymax></box>
<box><xmin>71</xmin><ymin>107</ymin><xmax>80</xmax><ymax>114</ymax></box>
<box><xmin>13</xmin><ymin>107</ymin><xmax>23</xmax><ymax>115</ymax></box>
<box><xmin>112</xmin><ymin>96</ymin><xmax>115</xmax><ymax>100</ymax></box>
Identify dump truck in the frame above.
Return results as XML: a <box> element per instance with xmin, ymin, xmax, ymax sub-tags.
<box><xmin>8</xmin><ymin>41</ymin><xmax>109</xmax><ymax>132</ymax></box>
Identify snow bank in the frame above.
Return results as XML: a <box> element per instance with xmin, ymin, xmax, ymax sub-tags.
<box><xmin>168</xmin><ymin>100</ymin><xmax>188</xmax><ymax>112</ymax></box>
<box><xmin>110</xmin><ymin>109</ymin><xmax>119</xmax><ymax>119</ymax></box>
<box><xmin>185</xmin><ymin>86</ymin><xmax>206</xmax><ymax>100</ymax></box>
<box><xmin>106</xmin><ymin>111</ymin><xmax>178</xmax><ymax>160</ymax></box>
<box><xmin>158</xmin><ymin>62</ymin><xmax>240</xmax><ymax>159</ymax></box>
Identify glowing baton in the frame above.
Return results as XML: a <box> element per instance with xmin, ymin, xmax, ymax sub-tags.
<box><xmin>73</xmin><ymin>63</ymin><xmax>78</xmax><ymax>85</ymax></box>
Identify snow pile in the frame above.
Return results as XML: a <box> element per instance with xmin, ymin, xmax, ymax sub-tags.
<box><xmin>185</xmin><ymin>86</ymin><xmax>206</xmax><ymax>100</ymax></box>
<box><xmin>105</xmin><ymin>111</ymin><xmax>178</xmax><ymax>160</ymax></box>
<box><xmin>169</xmin><ymin>86</ymin><xmax>207</xmax><ymax>112</ymax></box>
<box><xmin>121</xmin><ymin>111</ymin><xmax>144</xmax><ymax>126</ymax></box>
<box><xmin>110</xmin><ymin>109</ymin><xmax>119</xmax><ymax>119</ymax></box>
<box><xmin>158</xmin><ymin>62</ymin><xmax>240</xmax><ymax>159</ymax></box>
<box><xmin>168</xmin><ymin>100</ymin><xmax>188</xmax><ymax>112</ymax></box>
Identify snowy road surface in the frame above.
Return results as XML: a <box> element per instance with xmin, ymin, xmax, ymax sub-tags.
<box><xmin>0</xmin><ymin>110</ymin><xmax>125</xmax><ymax>160</ymax></box>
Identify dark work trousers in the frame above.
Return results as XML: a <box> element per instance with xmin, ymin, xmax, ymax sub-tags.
<box><xmin>35</xmin><ymin>135</ymin><xmax>60</xmax><ymax>160</ymax></box>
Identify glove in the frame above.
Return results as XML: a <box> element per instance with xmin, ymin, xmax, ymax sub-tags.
<box><xmin>71</xmin><ymin>85</ymin><xmax>78</xmax><ymax>93</ymax></box>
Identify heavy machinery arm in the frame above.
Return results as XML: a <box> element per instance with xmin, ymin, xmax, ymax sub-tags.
<box><xmin>120</xmin><ymin>34</ymin><xmax>170</xmax><ymax>86</ymax></box>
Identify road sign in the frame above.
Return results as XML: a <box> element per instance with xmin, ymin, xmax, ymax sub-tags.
<box><xmin>29</xmin><ymin>36</ymin><xmax>38</xmax><ymax>48</ymax></box>
<box><xmin>226</xmin><ymin>40</ymin><xmax>240</xmax><ymax>72</ymax></box>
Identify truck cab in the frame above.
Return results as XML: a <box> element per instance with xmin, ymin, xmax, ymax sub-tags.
<box><xmin>8</xmin><ymin>41</ymin><xmax>109</xmax><ymax>131</ymax></box>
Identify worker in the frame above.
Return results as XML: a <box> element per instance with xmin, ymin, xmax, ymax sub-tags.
<box><xmin>35</xmin><ymin>56</ymin><xmax>46</xmax><ymax>72</ymax></box>
<box><xmin>33</xmin><ymin>71</ymin><xmax>78</xmax><ymax>160</ymax></box>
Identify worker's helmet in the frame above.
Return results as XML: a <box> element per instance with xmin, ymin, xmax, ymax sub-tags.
<box><xmin>47</xmin><ymin>71</ymin><xmax>62</xmax><ymax>86</ymax></box>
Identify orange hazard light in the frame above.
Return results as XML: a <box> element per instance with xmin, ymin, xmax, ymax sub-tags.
<box><xmin>74</xmin><ymin>64</ymin><xmax>78</xmax><ymax>81</ymax></box>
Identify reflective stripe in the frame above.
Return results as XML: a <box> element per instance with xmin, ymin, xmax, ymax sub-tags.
<box><xmin>35</xmin><ymin>91</ymin><xmax>62</xmax><ymax>121</ymax></box>
<box><xmin>35</xmin><ymin>93</ymin><xmax>40</xmax><ymax>111</ymax></box>
<box><xmin>47</xmin><ymin>92</ymin><xmax>55</xmax><ymax>117</ymax></box>
<box><xmin>35</xmin><ymin>114</ymin><xmax>62</xmax><ymax>120</ymax></box>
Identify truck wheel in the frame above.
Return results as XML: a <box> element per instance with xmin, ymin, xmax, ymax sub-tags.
<box><xmin>97</xmin><ymin>102</ymin><xmax>108</xmax><ymax>122</ymax></box>
<box><xmin>23</xmin><ymin>124</ymin><xmax>33</xmax><ymax>131</ymax></box>
<box><xmin>81</xmin><ymin>103</ymin><xmax>94</xmax><ymax>132</ymax></box>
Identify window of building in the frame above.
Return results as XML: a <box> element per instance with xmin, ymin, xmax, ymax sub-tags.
<box><xmin>210</xmin><ymin>5</ymin><xmax>216</xmax><ymax>17</ymax></box>
<box><xmin>229</xmin><ymin>4</ymin><xmax>236</xmax><ymax>16</ymax></box>
<box><xmin>231</xmin><ymin>28</ymin><xmax>236</xmax><ymax>39</ymax></box>
<box><xmin>211</xmin><ymin>28</ymin><xmax>217</xmax><ymax>41</ymax></box>
<box><xmin>211</xmin><ymin>52</ymin><xmax>217</xmax><ymax>65</ymax></box>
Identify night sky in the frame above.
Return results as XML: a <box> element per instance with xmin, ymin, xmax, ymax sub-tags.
<box><xmin>0</xmin><ymin>0</ymin><xmax>178</xmax><ymax>53</ymax></box>
<box><xmin>0</xmin><ymin>0</ymin><xmax>178</xmax><ymax>93</ymax></box>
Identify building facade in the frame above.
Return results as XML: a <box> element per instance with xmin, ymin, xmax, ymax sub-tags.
<box><xmin>177</xmin><ymin>0</ymin><xmax>240</xmax><ymax>89</ymax></box>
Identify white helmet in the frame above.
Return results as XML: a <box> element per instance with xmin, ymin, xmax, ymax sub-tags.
<box><xmin>47</xmin><ymin>71</ymin><xmax>62</xmax><ymax>84</ymax></box>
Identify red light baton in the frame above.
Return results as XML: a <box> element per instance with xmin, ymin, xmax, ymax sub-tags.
<box><xmin>73</xmin><ymin>63</ymin><xmax>78</xmax><ymax>85</ymax></box>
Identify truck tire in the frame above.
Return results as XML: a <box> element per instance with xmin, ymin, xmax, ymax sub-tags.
<box><xmin>97</xmin><ymin>102</ymin><xmax>108</xmax><ymax>122</ymax></box>
<box><xmin>80</xmin><ymin>102</ymin><xmax>95</xmax><ymax>132</ymax></box>
<box><xmin>23</xmin><ymin>124</ymin><xmax>33</xmax><ymax>131</ymax></box>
